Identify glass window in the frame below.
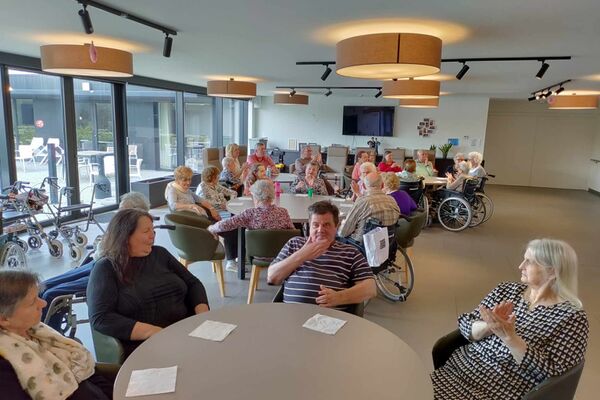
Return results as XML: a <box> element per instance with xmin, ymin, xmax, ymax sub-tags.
<box><xmin>8</xmin><ymin>69</ymin><xmax>66</xmax><ymax>219</ymax></box>
<box><xmin>222</xmin><ymin>98</ymin><xmax>242</xmax><ymax>147</ymax></box>
<box><xmin>184</xmin><ymin>93</ymin><xmax>212</xmax><ymax>172</ymax></box>
<box><xmin>126</xmin><ymin>85</ymin><xmax>177</xmax><ymax>184</ymax></box>
<box><xmin>74</xmin><ymin>79</ymin><xmax>116</xmax><ymax>208</ymax></box>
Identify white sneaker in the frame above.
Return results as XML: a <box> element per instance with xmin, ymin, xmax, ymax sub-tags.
<box><xmin>225</xmin><ymin>260</ymin><xmax>238</xmax><ymax>272</ymax></box>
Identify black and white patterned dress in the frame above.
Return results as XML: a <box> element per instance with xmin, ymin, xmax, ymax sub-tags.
<box><xmin>431</xmin><ymin>282</ymin><xmax>589</xmax><ymax>400</ymax></box>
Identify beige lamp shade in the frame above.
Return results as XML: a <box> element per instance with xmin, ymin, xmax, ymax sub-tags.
<box><xmin>383</xmin><ymin>79</ymin><xmax>440</xmax><ymax>99</ymax></box>
<box><xmin>547</xmin><ymin>94</ymin><xmax>598</xmax><ymax>109</ymax></box>
<box><xmin>274</xmin><ymin>93</ymin><xmax>309</xmax><ymax>105</ymax></box>
<box><xmin>207</xmin><ymin>79</ymin><xmax>256</xmax><ymax>98</ymax></box>
<box><xmin>399</xmin><ymin>98</ymin><xmax>439</xmax><ymax>108</ymax></box>
<box><xmin>336</xmin><ymin>33</ymin><xmax>442</xmax><ymax>79</ymax></box>
<box><xmin>40</xmin><ymin>44</ymin><xmax>133</xmax><ymax>77</ymax></box>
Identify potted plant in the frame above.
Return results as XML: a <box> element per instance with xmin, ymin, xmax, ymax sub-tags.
<box><xmin>439</xmin><ymin>143</ymin><xmax>453</xmax><ymax>159</ymax></box>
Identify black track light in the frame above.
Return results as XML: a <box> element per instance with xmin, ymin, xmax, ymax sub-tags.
<box><xmin>528</xmin><ymin>95</ymin><xmax>536</xmax><ymax>102</ymax></box>
<box><xmin>374</xmin><ymin>89</ymin><xmax>382</xmax><ymax>98</ymax></box>
<box><xmin>289</xmin><ymin>89</ymin><xmax>296</xmax><ymax>97</ymax></box>
<box><xmin>324</xmin><ymin>89</ymin><xmax>332</xmax><ymax>97</ymax></box>
<box><xmin>536</xmin><ymin>61</ymin><xmax>549</xmax><ymax>79</ymax></box>
<box><xmin>321</xmin><ymin>66</ymin><xmax>332</xmax><ymax>81</ymax></box>
<box><xmin>555</xmin><ymin>86</ymin><xmax>565</xmax><ymax>95</ymax></box>
<box><xmin>79</xmin><ymin>5</ymin><xmax>94</xmax><ymax>34</ymax></box>
<box><xmin>456</xmin><ymin>62</ymin><xmax>470</xmax><ymax>80</ymax></box>
<box><xmin>163</xmin><ymin>34</ymin><xmax>173</xmax><ymax>58</ymax></box>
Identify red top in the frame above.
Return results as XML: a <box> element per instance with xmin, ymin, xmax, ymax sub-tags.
<box><xmin>378</xmin><ymin>161</ymin><xmax>402</xmax><ymax>173</ymax></box>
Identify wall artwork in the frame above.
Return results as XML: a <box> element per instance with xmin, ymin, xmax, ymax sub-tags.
<box><xmin>417</xmin><ymin>118</ymin><xmax>436</xmax><ymax>137</ymax></box>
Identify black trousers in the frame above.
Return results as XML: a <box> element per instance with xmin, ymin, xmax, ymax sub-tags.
<box><xmin>219</xmin><ymin>229</ymin><xmax>238</xmax><ymax>260</ymax></box>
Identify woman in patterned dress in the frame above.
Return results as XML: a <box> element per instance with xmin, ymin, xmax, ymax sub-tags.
<box><xmin>196</xmin><ymin>165</ymin><xmax>237</xmax><ymax>212</ymax></box>
<box><xmin>431</xmin><ymin>239</ymin><xmax>589</xmax><ymax>400</ymax></box>
<box><xmin>290</xmin><ymin>161</ymin><xmax>328</xmax><ymax>196</ymax></box>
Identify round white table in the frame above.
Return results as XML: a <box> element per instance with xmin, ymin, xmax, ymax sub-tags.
<box><xmin>113</xmin><ymin>303</ymin><xmax>433</xmax><ymax>400</ymax></box>
<box><xmin>227</xmin><ymin>193</ymin><xmax>354</xmax><ymax>223</ymax></box>
<box><xmin>273</xmin><ymin>172</ymin><xmax>296</xmax><ymax>183</ymax></box>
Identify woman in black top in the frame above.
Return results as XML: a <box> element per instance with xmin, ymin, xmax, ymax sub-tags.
<box><xmin>87</xmin><ymin>208</ymin><xmax>210</xmax><ymax>359</ymax></box>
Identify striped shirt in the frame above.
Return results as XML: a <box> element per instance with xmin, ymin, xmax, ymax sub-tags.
<box><xmin>273</xmin><ymin>237</ymin><xmax>374</xmax><ymax>311</ymax></box>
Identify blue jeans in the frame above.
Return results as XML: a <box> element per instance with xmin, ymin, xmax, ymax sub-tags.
<box><xmin>40</xmin><ymin>260</ymin><xmax>96</xmax><ymax>332</ymax></box>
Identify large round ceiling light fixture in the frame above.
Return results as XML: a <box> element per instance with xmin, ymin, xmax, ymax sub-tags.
<box><xmin>336</xmin><ymin>33</ymin><xmax>442</xmax><ymax>79</ymax></box>
<box><xmin>207</xmin><ymin>78</ymin><xmax>256</xmax><ymax>98</ymax></box>
<box><xmin>547</xmin><ymin>94</ymin><xmax>598</xmax><ymax>110</ymax></box>
<box><xmin>40</xmin><ymin>43</ymin><xmax>133</xmax><ymax>77</ymax></box>
<box><xmin>383</xmin><ymin>78</ymin><xmax>440</xmax><ymax>99</ymax></box>
<box><xmin>398</xmin><ymin>98</ymin><xmax>439</xmax><ymax>108</ymax></box>
<box><xmin>274</xmin><ymin>93</ymin><xmax>309</xmax><ymax>105</ymax></box>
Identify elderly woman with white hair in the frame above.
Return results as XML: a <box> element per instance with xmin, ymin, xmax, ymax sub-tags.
<box><xmin>432</xmin><ymin>239</ymin><xmax>589</xmax><ymax>400</ymax></box>
<box><xmin>445</xmin><ymin>153</ymin><xmax>466</xmax><ymax>178</ymax></box>
<box><xmin>351</xmin><ymin>161</ymin><xmax>377</xmax><ymax>199</ymax></box>
<box><xmin>445</xmin><ymin>161</ymin><xmax>471</xmax><ymax>192</ymax></box>
<box><xmin>468</xmin><ymin>151</ymin><xmax>487</xmax><ymax>178</ymax></box>
<box><xmin>208</xmin><ymin>180</ymin><xmax>294</xmax><ymax>272</ymax></box>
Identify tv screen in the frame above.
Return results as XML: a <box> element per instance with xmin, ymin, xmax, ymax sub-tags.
<box><xmin>342</xmin><ymin>106</ymin><xmax>395</xmax><ymax>136</ymax></box>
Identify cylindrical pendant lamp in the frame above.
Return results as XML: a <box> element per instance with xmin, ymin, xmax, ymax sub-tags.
<box><xmin>274</xmin><ymin>93</ymin><xmax>309</xmax><ymax>105</ymax></box>
<box><xmin>207</xmin><ymin>79</ymin><xmax>256</xmax><ymax>98</ymax></box>
<box><xmin>383</xmin><ymin>79</ymin><xmax>440</xmax><ymax>99</ymax></box>
<box><xmin>40</xmin><ymin>44</ymin><xmax>133</xmax><ymax>77</ymax></box>
<box><xmin>547</xmin><ymin>95</ymin><xmax>598</xmax><ymax>109</ymax></box>
<box><xmin>398</xmin><ymin>98</ymin><xmax>440</xmax><ymax>108</ymax></box>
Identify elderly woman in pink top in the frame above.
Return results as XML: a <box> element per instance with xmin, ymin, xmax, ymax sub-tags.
<box><xmin>209</xmin><ymin>180</ymin><xmax>294</xmax><ymax>271</ymax></box>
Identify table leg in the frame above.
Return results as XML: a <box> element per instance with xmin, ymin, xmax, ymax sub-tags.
<box><xmin>237</xmin><ymin>227</ymin><xmax>246</xmax><ymax>280</ymax></box>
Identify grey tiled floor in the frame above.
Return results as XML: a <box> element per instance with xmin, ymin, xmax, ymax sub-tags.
<box><xmin>21</xmin><ymin>185</ymin><xmax>599</xmax><ymax>399</ymax></box>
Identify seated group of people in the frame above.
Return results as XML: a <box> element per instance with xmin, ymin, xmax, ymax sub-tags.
<box><xmin>0</xmin><ymin>144</ymin><xmax>588</xmax><ymax>400</ymax></box>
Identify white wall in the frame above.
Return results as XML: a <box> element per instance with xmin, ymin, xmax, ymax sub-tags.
<box><xmin>254</xmin><ymin>95</ymin><xmax>490</xmax><ymax>157</ymax></box>
<box><xmin>589</xmin><ymin>118</ymin><xmax>600</xmax><ymax>192</ymax></box>
<box><xmin>484</xmin><ymin>100</ymin><xmax>599</xmax><ymax>190</ymax></box>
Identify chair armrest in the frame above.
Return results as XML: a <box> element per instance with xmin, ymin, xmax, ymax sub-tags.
<box><xmin>432</xmin><ymin>329</ymin><xmax>469</xmax><ymax>369</ymax></box>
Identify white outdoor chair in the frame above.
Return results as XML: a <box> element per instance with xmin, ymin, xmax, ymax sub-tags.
<box><xmin>15</xmin><ymin>145</ymin><xmax>36</xmax><ymax>171</ymax></box>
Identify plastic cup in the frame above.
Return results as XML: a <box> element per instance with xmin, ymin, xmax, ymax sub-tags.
<box><xmin>307</xmin><ymin>188</ymin><xmax>314</xmax><ymax>198</ymax></box>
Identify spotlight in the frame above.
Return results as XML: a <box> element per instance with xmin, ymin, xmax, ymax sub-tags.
<box><xmin>536</xmin><ymin>61</ymin><xmax>549</xmax><ymax>79</ymax></box>
<box><xmin>374</xmin><ymin>89</ymin><xmax>382</xmax><ymax>98</ymax></box>
<box><xmin>163</xmin><ymin>34</ymin><xmax>173</xmax><ymax>58</ymax></box>
<box><xmin>456</xmin><ymin>62</ymin><xmax>470</xmax><ymax>80</ymax></box>
<box><xmin>555</xmin><ymin>86</ymin><xmax>565</xmax><ymax>95</ymax></box>
<box><xmin>535</xmin><ymin>93</ymin><xmax>543</xmax><ymax>100</ymax></box>
<box><xmin>78</xmin><ymin>5</ymin><xmax>94</xmax><ymax>34</ymax></box>
<box><xmin>321</xmin><ymin>65</ymin><xmax>332</xmax><ymax>81</ymax></box>
<box><xmin>324</xmin><ymin>89</ymin><xmax>332</xmax><ymax>97</ymax></box>
<box><xmin>545</xmin><ymin>90</ymin><xmax>553</xmax><ymax>97</ymax></box>
<box><xmin>528</xmin><ymin>95</ymin><xmax>536</xmax><ymax>101</ymax></box>
<box><xmin>289</xmin><ymin>89</ymin><xmax>296</xmax><ymax>97</ymax></box>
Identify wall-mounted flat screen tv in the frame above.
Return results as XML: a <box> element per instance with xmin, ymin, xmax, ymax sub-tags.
<box><xmin>342</xmin><ymin>106</ymin><xmax>395</xmax><ymax>136</ymax></box>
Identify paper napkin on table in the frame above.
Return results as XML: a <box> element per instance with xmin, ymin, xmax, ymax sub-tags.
<box><xmin>188</xmin><ymin>320</ymin><xmax>237</xmax><ymax>342</ymax></box>
<box><xmin>227</xmin><ymin>202</ymin><xmax>243</xmax><ymax>206</ymax></box>
<box><xmin>295</xmin><ymin>194</ymin><xmax>309</xmax><ymax>197</ymax></box>
<box><xmin>303</xmin><ymin>313</ymin><xmax>347</xmax><ymax>335</ymax></box>
<box><xmin>332</xmin><ymin>198</ymin><xmax>347</xmax><ymax>203</ymax></box>
<box><xmin>125</xmin><ymin>366</ymin><xmax>178</xmax><ymax>397</ymax></box>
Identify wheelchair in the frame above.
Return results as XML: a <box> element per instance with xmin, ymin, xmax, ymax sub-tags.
<box><xmin>364</xmin><ymin>211</ymin><xmax>426</xmax><ymax>302</ymax></box>
<box><xmin>427</xmin><ymin>178</ymin><xmax>483</xmax><ymax>232</ymax></box>
<box><xmin>475</xmin><ymin>174</ymin><xmax>495</xmax><ymax>224</ymax></box>
<box><xmin>0</xmin><ymin>199</ymin><xmax>28</xmax><ymax>270</ymax></box>
<box><xmin>399</xmin><ymin>179</ymin><xmax>428</xmax><ymax>227</ymax></box>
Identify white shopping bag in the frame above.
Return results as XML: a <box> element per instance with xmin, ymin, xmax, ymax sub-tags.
<box><xmin>363</xmin><ymin>226</ymin><xmax>389</xmax><ymax>267</ymax></box>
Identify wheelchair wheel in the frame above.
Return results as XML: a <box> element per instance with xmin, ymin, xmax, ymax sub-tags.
<box><xmin>48</xmin><ymin>230</ymin><xmax>59</xmax><ymax>240</ymax></box>
<box><xmin>418</xmin><ymin>196</ymin><xmax>431</xmax><ymax>228</ymax></box>
<box><xmin>15</xmin><ymin>239</ymin><xmax>28</xmax><ymax>253</ymax></box>
<box><xmin>74</xmin><ymin>232</ymin><xmax>88</xmax><ymax>247</ymax></box>
<box><xmin>375</xmin><ymin>249</ymin><xmax>414</xmax><ymax>302</ymax></box>
<box><xmin>69</xmin><ymin>245</ymin><xmax>82</xmax><ymax>261</ymax></box>
<box><xmin>28</xmin><ymin>234</ymin><xmax>43</xmax><ymax>249</ymax></box>
<box><xmin>48</xmin><ymin>239</ymin><xmax>63</xmax><ymax>258</ymax></box>
<box><xmin>0</xmin><ymin>242</ymin><xmax>27</xmax><ymax>270</ymax></box>
<box><xmin>476</xmin><ymin>193</ymin><xmax>494</xmax><ymax>223</ymax></box>
<box><xmin>469</xmin><ymin>195</ymin><xmax>486</xmax><ymax>227</ymax></box>
<box><xmin>437</xmin><ymin>197</ymin><xmax>472</xmax><ymax>232</ymax></box>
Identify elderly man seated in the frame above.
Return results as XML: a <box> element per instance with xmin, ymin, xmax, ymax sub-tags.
<box><xmin>340</xmin><ymin>172</ymin><xmax>400</xmax><ymax>247</ymax></box>
<box><xmin>415</xmin><ymin>150</ymin><xmax>437</xmax><ymax>177</ymax></box>
<box><xmin>246</xmin><ymin>142</ymin><xmax>278</xmax><ymax>177</ymax></box>
<box><xmin>294</xmin><ymin>146</ymin><xmax>336</xmax><ymax>194</ymax></box>
<box><xmin>267</xmin><ymin>201</ymin><xmax>377</xmax><ymax>312</ymax></box>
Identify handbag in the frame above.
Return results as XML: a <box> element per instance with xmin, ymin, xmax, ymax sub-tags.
<box><xmin>363</xmin><ymin>226</ymin><xmax>389</xmax><ymax>267</ymax></box>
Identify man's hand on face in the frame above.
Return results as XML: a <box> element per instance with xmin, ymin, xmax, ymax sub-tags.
<box><xmin>298</xmin><ymin>236</ymin><xmax>331</xmax><ymax>261</ymax></box>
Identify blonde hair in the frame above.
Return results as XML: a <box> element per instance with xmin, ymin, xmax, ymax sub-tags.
<box><xmin>526</xmin><ymin>239</ymin><xmax>582</xmax><ymax>309</ymax></box>
<box><xmin>174</xmin><ymin>165</ymin><xmax>193</xmax><ymax>181</ymax></box>
<box><xmin>381</xmin><ymin>172</ymin><xmax>400</xmax><ymax>191</ymax></box>
<box><xmin>360</xmin><ymin>162</ymin><xmax>377</xmax><ymax>174</ymax></box>
<box><xmin>202</xmin><ymin>166</ymin><xmax>220</xmax><ymax>183</ymax></box>
<box><xmin>225</xmin><ymin>143</ymin><xmax>239</xmax><ymax>158</ymax></box>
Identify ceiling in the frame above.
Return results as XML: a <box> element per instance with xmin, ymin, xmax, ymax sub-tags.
<box><xmin>2</xmin><ymin>0</ymin><xmax>600</xmax><ymax>99</ymax></box>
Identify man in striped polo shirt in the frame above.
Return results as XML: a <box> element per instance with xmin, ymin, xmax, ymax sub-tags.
<box><xmin>267</xmin><ymin>201</ymin><xmax>377</xmax><ymax>311</ymax></box>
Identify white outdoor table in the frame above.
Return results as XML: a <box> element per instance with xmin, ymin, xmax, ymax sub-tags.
<box><xmin>113</xmin><ymin>303</ymin><xmax>433</xmax><ymax>400</ymax></box>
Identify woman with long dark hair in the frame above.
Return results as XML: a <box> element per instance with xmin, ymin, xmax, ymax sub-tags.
<box><xmin>87</xmin><ymin>208</ymin><xmax>209</xmax><ymax>358</ymax></box>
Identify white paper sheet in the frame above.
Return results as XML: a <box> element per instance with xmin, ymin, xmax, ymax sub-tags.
<box><xmin>332</xmin><ymin>198</ymin><xmax>347</xmax><ymax>203</ymax></box>
<box><xmin>125</xmin><ymin>366</ymin><xmax>178</xmax><ymax>397</ymax></box>
<box><xmin>227</xmin><ymin>202</ymin><xmax>244</xmax><ymax>206</ymax></box>
<box><xmin>302</xmin><ymin>313</ymin><xmax>347</xmax><ymax>335</ymax></box>
<box><xmin>188</xmin><ymin>320</ymin><xmax>237</xmax><ymax>342</ymax></box>
<box><xmin>295</xmin><ymin>194</ymin><xmax>309</xmax><ymax>197</ymax></box>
